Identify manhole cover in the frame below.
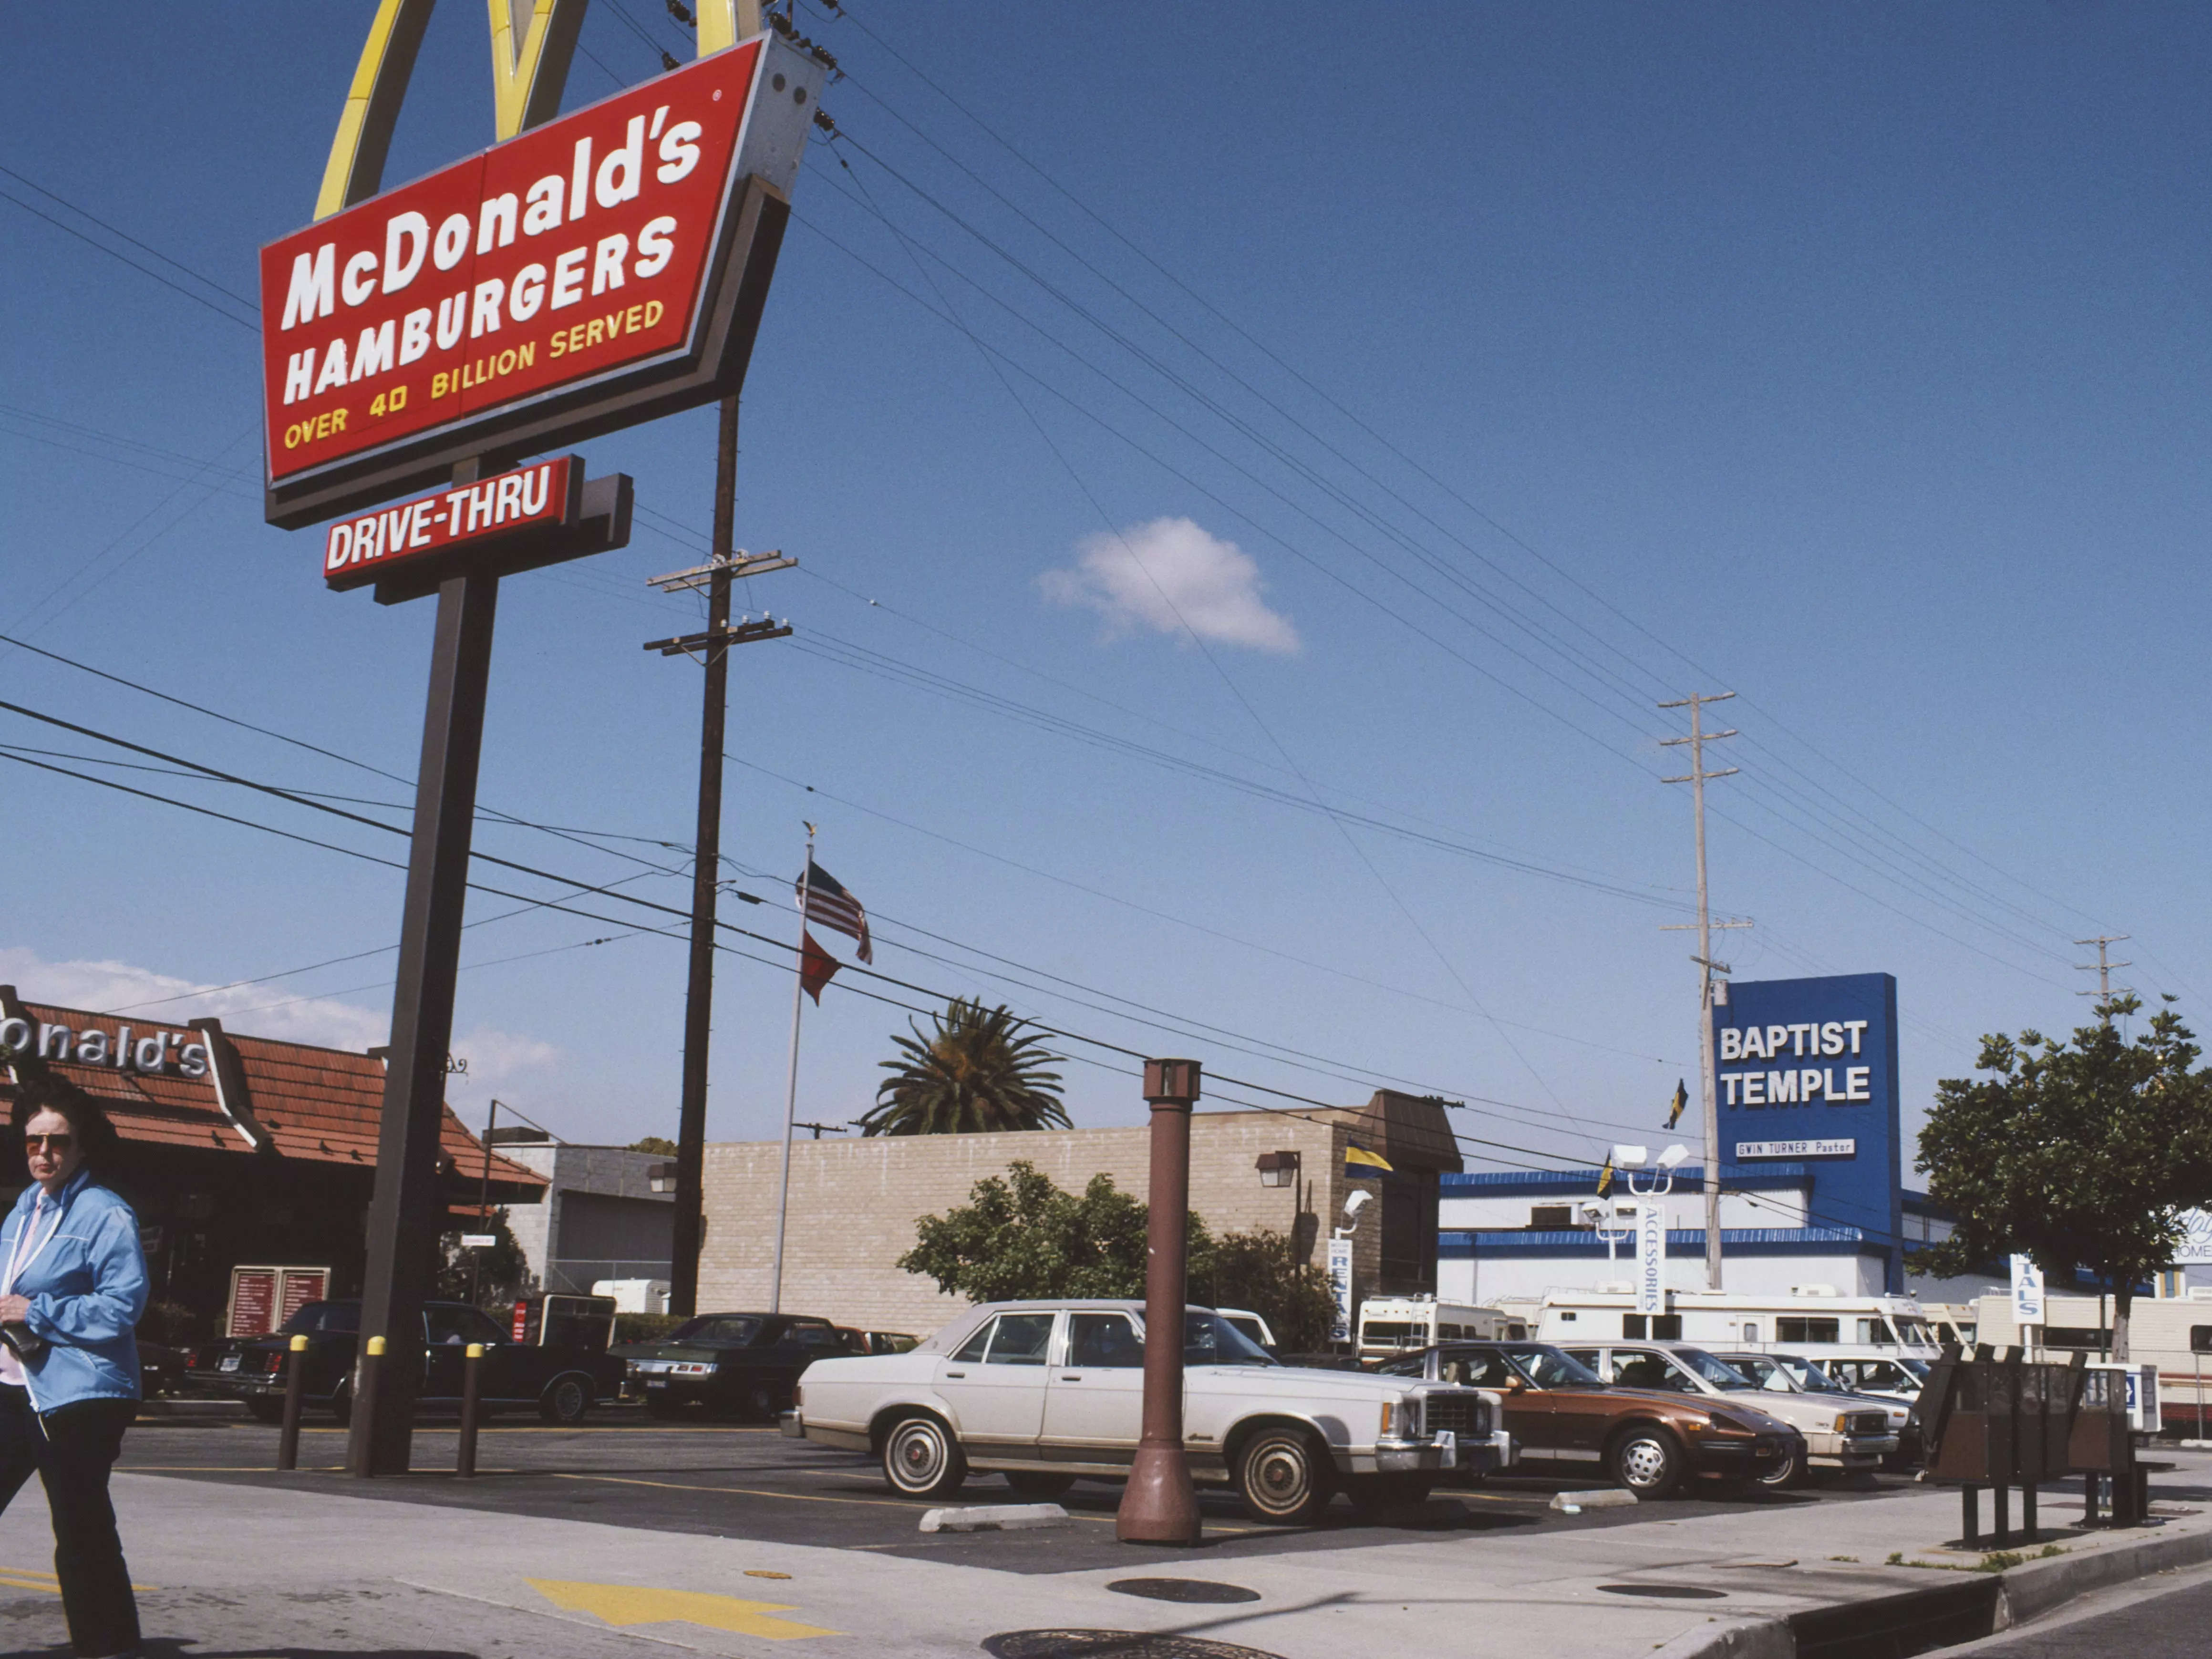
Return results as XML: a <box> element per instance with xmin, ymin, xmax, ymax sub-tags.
<box><xmin>983</xmin><ymin>1633</ymin><xmax>1284</xmax><ymax>1659</ymax></box>
<box><xmin>1106</xmin><ymin>1580</ymin><xmax>1262</xmax><ymax>1605</ymax></box>
<box><xmin>1597</xmin><ymin>1585</ymin><xmax>1728</xmax><ymax>1600</ymax></box>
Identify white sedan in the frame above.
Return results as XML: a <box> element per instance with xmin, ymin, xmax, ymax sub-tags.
<box><xmin>788</xmin><ymin>1299</ymin><xmax>1512</xmax><ymax>1524</ymax></box>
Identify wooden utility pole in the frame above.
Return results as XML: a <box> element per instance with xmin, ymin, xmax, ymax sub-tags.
<box><xmin>1660</xmin><ymin>693</ymin><xmax>1739</xmax><ymax>1293</ymax></box>
<box><xmin>666</xmin><ymin>397</ymin><xmax>741</xmax><ymax>1319</ymax></box>
<box><xmin>648</xmin><ymin>401</ymin><xmax>794</xmax><ymax>1315</ymax></box>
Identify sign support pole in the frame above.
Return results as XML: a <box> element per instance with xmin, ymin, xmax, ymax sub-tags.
<box><xmin>350</xmin><ymin>523</ymin><xmax>502</xmax><ymax>1478</ymax></box>
<box><xmin>669</xmin><ymin>395</ymin><xmax>740</xmax><ymax>1319</ymax></box>
<box><xmin>1119</xmin><ymin>1058</ymin><xmax>1203</xmax><ymax>1546</ymax></box>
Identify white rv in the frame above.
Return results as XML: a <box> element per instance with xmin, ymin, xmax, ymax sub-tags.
<box><xmin>1354</xmin><ymin>1295</ymin><xmax>1523</xmax><ymax>1361</ymax></box>
<box><xmin>1532</xmin><ymin>1286</ymin><xmax>1943</xmax><ymax>1356</ymax></box>
<box><xmin>1976</xmin><ymin>1288</ymin><xmax>2210</xmax><ymax>1435</ymax></box>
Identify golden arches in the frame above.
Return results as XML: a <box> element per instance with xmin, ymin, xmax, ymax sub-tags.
<box><xmin>311</xmin><ymin>0</ymin><xmax>765</xmax><ymax>223</ymax></box>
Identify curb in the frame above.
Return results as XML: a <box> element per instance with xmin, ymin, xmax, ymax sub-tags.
<box><xmin>1995</xmin><ymin>1518</ymin><xmax>2212</xmax><ymax>1628</ymax></box>
<box><xmin>1655</xmin><ymin>1519</ymin><xmax>2212</xmax><ymax>1659</ymax></box>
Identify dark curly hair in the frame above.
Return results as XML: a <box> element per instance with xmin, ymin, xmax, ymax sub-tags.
<box><xmin>10</xmin><ymin>1082</ymin><xmax>120</xmax><ymax>1173</ymax></box>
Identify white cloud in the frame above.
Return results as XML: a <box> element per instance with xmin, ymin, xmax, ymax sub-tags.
<box><xmin>1039</xmin><ymin>517</ymin><xmax>1300</xmax><ymax>654</ymax></box>
<box><xmin>0</xmin><ymin>947</ymin><xmax>564</xmax><ymax>1088</ymax></box>
<box><xmin>0</xmin><ymin>944</ymin><xmax>387</xmax><ymax>1052</ymax></box>
<box><xmin>447</xmin><ymin>1025</ymin><xmax>562</xmax><ymax>1090</ymax></box>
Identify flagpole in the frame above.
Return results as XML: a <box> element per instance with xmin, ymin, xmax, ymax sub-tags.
<box><xmin>767</xmin><ymin>826</ymin><xmax>814</xmax><ymax>1315</ymax></box>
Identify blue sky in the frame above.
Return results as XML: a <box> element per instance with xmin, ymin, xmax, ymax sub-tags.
<box><xmin>4</xmin><ymin>3</ymin><xmax>2207</xmax><ymax>1177</ymax></box>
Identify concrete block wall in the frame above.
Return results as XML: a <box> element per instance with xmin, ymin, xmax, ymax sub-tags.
<box><xmin>695</xmin><ymin>1112</ymin><xmax>1354</xmax><ymax>1338</ymax></box>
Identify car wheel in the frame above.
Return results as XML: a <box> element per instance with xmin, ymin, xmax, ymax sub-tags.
<box><xmin>747</xmin><ymin>1382</ymin><xmax>785</xmax><ymax>1422</ymax></box>
<box><xmin>245</xmin><ymin>1398</ymin><xmax>283</xmax><ymax>1425</ymax></box>
<box><xmin>1234</xmin><ymin>1426</ymin><xmax>1333</xmax><ymax>1525</ymax></box>
<box><xmin>1757</xmin><ymin>1443</ymin><xmax>1804</xmax><ymax>1490</ymax></box>
<box><xmin>882</xmin><ymin>1414</ymin><xmax>967</xmax><ymax>1499</ymax></box>
<box><xmin>1348</xmin><ymin>1474</ymin><xmax>1432</xmax><ymax>1517</ymax></box>
<box><xmin>1608</xmin><ymin>1425</ymin><xmax>1683</xmax><ymax>1499</ymax></box>
<box><xmin>1003</xmin><ymin>1470</ymin><xmax>1075</xmax><ymax>1498</ymax></box>
<box><xmin>539</xmin><ymin>1374</ymin><xmax>592</xmax><ymax>1425</ymax></box>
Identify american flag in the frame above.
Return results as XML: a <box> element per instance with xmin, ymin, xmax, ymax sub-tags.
<box><xmin>797</xmin><ymin>860</ymin><xmax>872</xmax><ymax>963</ymax></box>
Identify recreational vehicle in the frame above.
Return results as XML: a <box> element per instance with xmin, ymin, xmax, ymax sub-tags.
<box><xmin>1532</xmin><ymin>1287</ymin><xmax>1943</xmax><ymax>1356</ymax></box>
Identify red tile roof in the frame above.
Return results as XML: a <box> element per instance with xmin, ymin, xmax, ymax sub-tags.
<box><xmin>0</xmin><ymin>998</ymin><xmax>543</xmax><ymax>1195</ymax></box>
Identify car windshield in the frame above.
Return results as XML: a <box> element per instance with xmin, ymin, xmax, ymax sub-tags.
<box><xmin>1897</xmin><ymin>1356</ymin><xmax>1931</xmax><ymax>1380</ymax></box>
<box><xmin>1507</xmin><ymin>1347</ymin><xmax>1604</xmax><ymax>1388</ymax></box>
<box><xmin>280</xmin><ymin>1302</ymin><xmax>358</xmax><ymax>1336</ymax></box>
<box><xmin>1185</xmin><ymin>1311</ymin><xmax>1275</xmax><ymax>1367</ymax></box>
<box><xmin>1675</xmin><ymin>1348</ymin><xmax>1760</xmax><ymax>1390</ymax></box>
<box><xmin>1776</xmin><ymin>1356</ymin><xmax>1849</xmax><ymax>1393</ymax></box>
<box><xmin>668</xmin><ymin>1316</ymin><xmax>762</xmax><ymax>1345</ymax></box>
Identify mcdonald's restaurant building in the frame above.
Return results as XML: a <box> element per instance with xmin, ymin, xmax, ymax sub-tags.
<box><xmin>696</xmin><ymin>1091</ymin><xmax>1464</xmax><ymax>1339</ymax></box>
<box><xmin>0</xmin><ymin>988</ymin><xmax>543</xmax><ymax>1332</ymax></box>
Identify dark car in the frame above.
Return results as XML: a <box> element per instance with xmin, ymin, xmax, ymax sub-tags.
<box><xmin>189</xmin><ymin>1299</ymin><xmax>622</xmax><ymax>1425</ymax></box>
<box><xmin>834</xmin><ymin>1328</ymin><xmax>920</xmax><ymax>1357</ymax></box>
<box><xmin>612</xmin><ymin>1312</ymin><xmax>846</xmax><ymax>1419</ymax></box>
<box><xmin>1377</xmin><ymin>1339</ymin><xmax>1801</xmax><ymax>1499</ymax></box>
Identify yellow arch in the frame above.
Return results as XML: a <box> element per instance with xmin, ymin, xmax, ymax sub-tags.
<box><xmin>311</xmin><ymin>0</ymin><xmax>763</xmax><ymax>223</ymax></box>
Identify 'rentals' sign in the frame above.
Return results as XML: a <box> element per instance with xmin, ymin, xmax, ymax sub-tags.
<box><xmin>260</xmin><ymin>33</ymin><xmax>821</xmax><ymax>528</ymax></box>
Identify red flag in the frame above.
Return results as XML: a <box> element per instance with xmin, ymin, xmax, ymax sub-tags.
<box><xmin>799</xmin><ymin>929</ymin><xmax>840</xmax><ymax>1003</ymax></box>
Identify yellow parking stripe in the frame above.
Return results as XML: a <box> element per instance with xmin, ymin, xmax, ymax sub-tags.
<box><xmin>529</xmin><ymin>1577</ymin><xmax>837</xmax><ymax>1639</ymax></box>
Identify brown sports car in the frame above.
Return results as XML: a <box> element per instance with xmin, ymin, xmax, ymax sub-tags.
<box><xmin>1376</xmin><ymin>1340</ymin><xmax>1800</xmax><ymax>1498</ymax></box>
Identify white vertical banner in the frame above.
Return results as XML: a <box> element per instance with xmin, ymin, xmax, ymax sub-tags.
<box><xmin>1326</xmin><ymin>1237</ymin><xmax>1354</xmax><ymax>1343</ymax></box>
<box><xmin>1636</xmin><ymin>1202</ymin><xmax>1667</xmax><ymax>1316</ymax></box>
<box><xmin>2010</xmin><ymin>1254</ymin><xmax>2045</xmax><ymax>1326</ymax></box>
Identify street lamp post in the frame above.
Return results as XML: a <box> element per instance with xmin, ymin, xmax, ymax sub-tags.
<box><xmin>1119</xmin><ymin>1058</ymin><xmax>1203</xmax><ymax>1546</ymax></box>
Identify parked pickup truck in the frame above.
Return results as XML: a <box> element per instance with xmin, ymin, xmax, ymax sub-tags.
<box><xmin>189</xmin><ymin>1298</ymin><xmax>622</xmax><ymax>1425</ymax></box>
<box><xmin>789</xmin><ymin>1298</ymin><xmax>1513</xmax><ymax>1524</ymax></box>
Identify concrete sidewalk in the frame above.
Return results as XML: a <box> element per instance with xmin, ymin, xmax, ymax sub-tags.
<box><xmin>0</xmin><ymin>1460</ymin><xmax>2204</xmax><ymax>1658</ymax></box>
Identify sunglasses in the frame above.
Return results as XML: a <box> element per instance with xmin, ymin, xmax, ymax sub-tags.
<box><xmin>24</xmin><ymin>1133</ymin><xmax>73</xmax><ymax>1154</ymax></box>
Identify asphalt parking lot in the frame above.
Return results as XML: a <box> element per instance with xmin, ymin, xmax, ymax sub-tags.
<box><xmin>120</xmin><ymin>1406</ymin><xmax>1925</xmax><ymax>1575</ymax></box>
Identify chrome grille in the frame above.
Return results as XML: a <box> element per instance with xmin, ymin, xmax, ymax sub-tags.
<box><xmin>1417</xmin><ymin>1390</ymin><xmax>1488</xmax><ymax>1438</ymax></box>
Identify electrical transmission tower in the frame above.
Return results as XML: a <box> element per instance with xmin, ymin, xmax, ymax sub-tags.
<box><xmin>2074</xmin><ymin>935</ymin><xmax>2133</xmax><ymax>1013</ymax></box>
<box><xmin>1660</xmin><ymin>692</ymin><xmax>1747</xmax><ymax>1292</ymax></box>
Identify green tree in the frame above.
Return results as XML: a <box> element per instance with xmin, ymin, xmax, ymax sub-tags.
<box><xmin>438</xmin><ymin>1206</ymin><xmax>530</xmax><ymax>1309</ymax></box>
<box><xmin>860</xmin><ymin>999</ymin><xmax>1070</xmax><ymax>1137</ymax></box>
<box><xmin>628</xmin><ymin>1135</ymin><xmax>678</xmax><ymax>1155</ymax></box>
<box><xmin>900</xmin><ymin>1161</ymin><xmax>1214</xmax><ymax>1302</ymax></box>
<box><xmin>1193</xmin><ymin>1227</ymin><xmax>1340</xmax><ymax>1353</ymax></box>
<box><xmin>1914</xmin><ymin>995</ymin><xmax>2212</xmax><ymax>1360</ymax></box>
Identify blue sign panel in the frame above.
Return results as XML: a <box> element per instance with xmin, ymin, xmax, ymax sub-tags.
<box><xmin>1712</xmin><ymin>973</ymin><xmax>1902</xmax><ymax>1291</ymax></box>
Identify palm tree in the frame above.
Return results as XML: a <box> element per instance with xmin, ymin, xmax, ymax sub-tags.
<box><xmin>860</xmin><ymin>999</ymin><xmax>1070</xmax><ymax>1136</ymax></box>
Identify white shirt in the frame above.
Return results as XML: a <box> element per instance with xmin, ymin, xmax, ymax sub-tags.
<box><xmin>0</xmin><ymin>1191</ymin><xmax>54</xmax><ymax>1390</ymax></box>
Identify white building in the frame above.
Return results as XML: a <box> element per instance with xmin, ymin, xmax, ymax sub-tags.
<box><xmin>492</xmin><ymin>1134</ymin><xmax>674</xmax><ymax>1296</ymax></box>
<box><xmin>1436</xmin><ymin>1164</ymin><xmax>1989</xmax><ymax>1306</ymax></box>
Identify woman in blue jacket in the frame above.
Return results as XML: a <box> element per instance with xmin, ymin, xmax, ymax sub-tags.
<box><xmin>0</xmin><ymin>1087</ymin><xmax>147</xmax><ymax>1658</ymax></box>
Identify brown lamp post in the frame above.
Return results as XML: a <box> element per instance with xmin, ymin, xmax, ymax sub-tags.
<box><xmin>1118</xmin><ymin>1057</ymin><xmax>1204</xmax><ymax>1546</ymax></box>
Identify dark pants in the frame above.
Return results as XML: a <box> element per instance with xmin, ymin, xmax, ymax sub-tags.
<box><xmin>0</xmin><ymin>1385</ymin><xmax>139</xmax><ymax>1657</ymax></box>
